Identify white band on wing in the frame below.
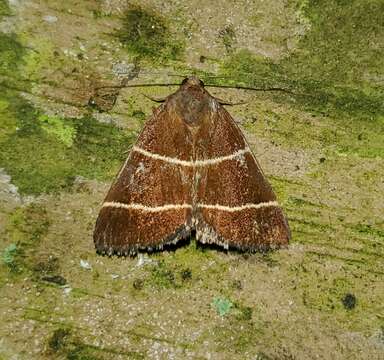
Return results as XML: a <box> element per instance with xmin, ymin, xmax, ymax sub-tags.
<box><xmin>102</xmin><ymin>202</ymin><xmax>193</xmax><ymax>212</ymax></box>
<box><xmin>132</xmin><ymin>146</ymin><xmax>249</xmax><ymax>167</ymax></box>
<box><xmin>102</xmin><ymin>201</ymin><xmax>278</xmax><ymax>212</ymax></box>
<box><xmin>197</xmin><ymin>201</ymin><xmax>279</xmax><ymax>212</ymax></box>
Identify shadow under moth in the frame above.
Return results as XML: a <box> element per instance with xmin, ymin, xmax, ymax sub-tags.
<box><xmin>94</xmin><ymin>76</ymin><xmax>290</xmax><ymax>256</ymax></box>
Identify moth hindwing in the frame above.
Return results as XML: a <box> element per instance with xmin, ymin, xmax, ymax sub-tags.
<box><xmin>94</xmin><ymin>76</ymin><xmax>290</xmax><ymax>255</ymax></box>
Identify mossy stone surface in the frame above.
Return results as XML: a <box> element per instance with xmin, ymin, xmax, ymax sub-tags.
<box><xmin>0</xmin><ymin>0</ymin><xmax>383</xmax><ymax>359</ymax></box>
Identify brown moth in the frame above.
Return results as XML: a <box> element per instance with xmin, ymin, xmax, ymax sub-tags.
<box><xmin>94</xmin><ymin>76</ymin><xmax>290</xmax><ymax>255</ymax></box>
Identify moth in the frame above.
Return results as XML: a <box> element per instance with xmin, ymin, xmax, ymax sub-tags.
<box><xmin>94</xmin><ymin>76</ymin><xmax>290</xmax><ymax>255</ymax></box>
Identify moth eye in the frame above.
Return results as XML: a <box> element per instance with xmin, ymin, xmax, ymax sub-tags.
<box><xmin>199</xmin><ymin>79</ymin><xmax>205</xmax><ymax>87</ymax></box>
<box><xmin>181</xmin><ymin>78</ymin><xmax>189</xmax><ymax>85</ymax></box>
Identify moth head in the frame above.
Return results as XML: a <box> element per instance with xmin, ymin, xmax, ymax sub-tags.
<box><xmin>181</xmin><ymin>76</ymin><xmax>205</xmax><ymax>89</ymax></box>
<box><xmin>171</xmin><ymin>76</ymin><xmax>210</xmax><ymax>126</ymax></box>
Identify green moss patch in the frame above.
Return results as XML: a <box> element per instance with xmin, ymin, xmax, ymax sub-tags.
<box><xmin>148</xmin><ymin>260</ymin><xmax>178</xmax><ymax>289</ymax></box>
<box><xmin>116</xmin><ymin>4</ymin><xmax>184</xmax><ymax>63</ymax></box>
<box><xmin>220</xmin><ymin>48</ymin><xmax>384</xmax><ymax>121</ymax></box>
<box><xmin>132</xmin><ymin>242</ymin><xmax>230</xmax><ymax>292</ymax></box>
<box><xmin>38</xmin><ymin>114</ymin><xmax>77</xmax><ymax>147</ymax></box>
<box><xmin>352</xmin><ymin>223</ymin><xmax>384</xmax><ymax>239</ymax></box>
<box><xmin>219</xmin><ymin>49</ymin><xmax>281</xmax><ymax>88</ymax></box>
<box><xmin>0</xmin><ymin>30</ymin><xmax>134</xmax><ymax>194</ymax></box>
<box><xmin>218</xmin><ymin>25</ymin><xmax>236</xmax><ymax>53</ymax></box>
<box><xmin>46</xmin><ymin>327</ymin><xmax>143</xmax><ymax>359</ymax></box>
<box><xmin>0</xmin><ymin>0</ymin><xmax>10</xmax><ymax>19</ymax></box>
<box><xmin>211</xmin><ymin>316</ymin><xmax>264</xmax><ymax>354</ymax></box>
<box><xmin>219</xmin><ymin>0</ymin><xmax>384</xmax><ymax>121</ymax></box>
<box><xmin>2</xmin><ymin>203</ymin><xmax>50</xmax><ymax>274</ymax></box>
<box><xmin>2</xmin><ymin>243</ymin><xmax>18</xmax><ymax>272</ymax></box>
<box><xmin>0</xmin><ymin>97</ymin><xmax>17</xmax><ymax>141</ymax></box>
<box><xmin>0</xmin><ymin>33</ymin><xmax>25</xmax><ymax>80</ymax></box>
<box><xmin>21</xmin><ymin>37</ymin><xmax>56</xmax><ymax>82</ymax></box>
<box><xmin>48</xmin><ymin>328</ymin><xmax>71</xmax><ymax>352</ymax></box>
<box><xmin>0</xmin><ymin>91</ymin><xmax>134</xmax><ymax>195</ymax></box>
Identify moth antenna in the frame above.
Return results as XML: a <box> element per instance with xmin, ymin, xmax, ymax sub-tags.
<box><xmin>95</xmin><ymin>83</ymin><xmax>305</xmax><ymax>97</ymax></box>
<box><xmin>94</xmin><ymin>83</ymin><xmax>181</xmax><ymax>91</ymax></box>
<box><xmin>200</xmin><ymin>75</ymin><xmax>238</xmax><ymax>80</ymax></box>
<box><xmin>206</xmin><ymin>84</ymin><xmax>290</xmax><ymax>93</ymax></box>
<box><xmin>142</xmin><ymin>93</ymin><xmax>167</xmax><ymax>103</ymax></box>
<box><xmin>205</xmin><ymin>84</ymin><xmax>312</xmax><ymax>97</ymax></box>
<box><xmin>214</xmin><ymin>97</ymin><xmax>247</xmax><ymax>106</ymax></box>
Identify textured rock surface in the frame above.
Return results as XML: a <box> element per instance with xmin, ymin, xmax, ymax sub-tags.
<box><xmin>0</xmin><ymin>0</ymin><xmax>383</xmax><ymax>359</ymax></box>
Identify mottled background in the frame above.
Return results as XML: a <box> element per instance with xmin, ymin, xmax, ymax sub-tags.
<box><xmin>0</xmin><ymin>0</ymin><xmax>383</xmax><ymax>359</ymax></box>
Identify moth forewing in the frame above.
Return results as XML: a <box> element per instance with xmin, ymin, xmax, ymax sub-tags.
<box><xmin>93</xmin><ymin>76</ymin><xmax>290</xmax><ymax>255</ymax></box>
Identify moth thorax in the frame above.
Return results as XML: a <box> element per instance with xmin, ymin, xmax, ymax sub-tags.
<box><xmin>175</xmin><ymin>93</ymin><xmax>211</xmax><ymax>127</ymax></box>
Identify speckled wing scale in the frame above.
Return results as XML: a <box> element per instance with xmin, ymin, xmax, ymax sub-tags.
<box><xmin>93</xmin><ymin>77</ymin><xmax>290</xmax><ymax>255</ymax></box>
<box><xmin>93</xmin><ymin>89</ymin><xmax>194</xmax><ymax>256</ymax></box>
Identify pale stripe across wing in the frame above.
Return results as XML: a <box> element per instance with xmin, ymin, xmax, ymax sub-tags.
<box><xmin>197</xmin><ymin>201</ymin><xmax>279</xmax><ymax>212</ymax></box>
<box><xmin>102</xmin><ymin>201</ymin><xmax>278</xmax><ymax>212</ymax></box>
<box><xmin>103</xmin><ymin>202</ymin><xmax>193</xmax><ymax>212</ymax></box>
<box><xmin>132</xmin><ymin>146</ymin><xmax>249</xmax><ymax>167</ymax></box>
